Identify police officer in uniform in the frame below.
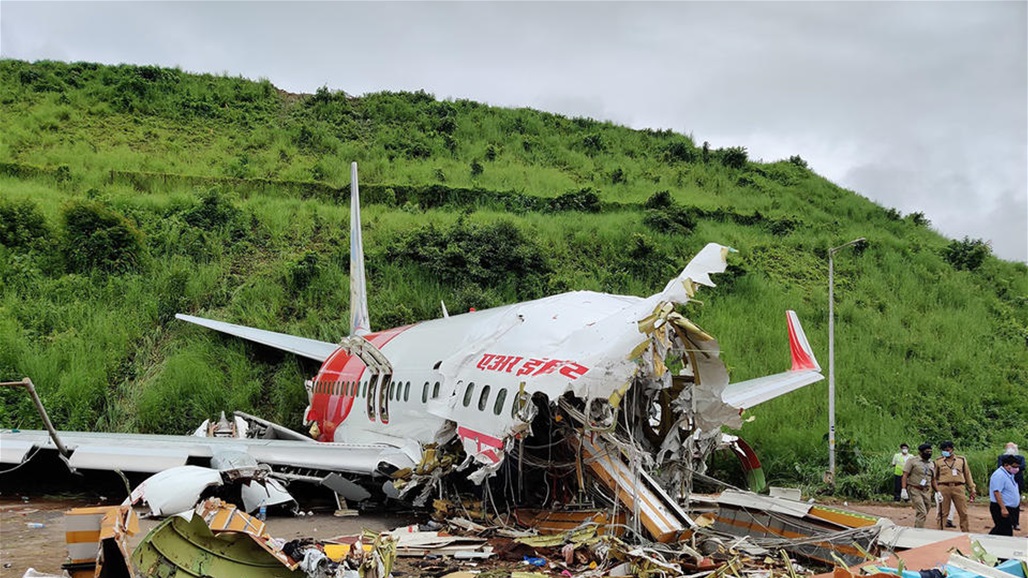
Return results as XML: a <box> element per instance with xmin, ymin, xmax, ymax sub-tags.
<box><xmin>901</xmin><ymin>443</ymin><xmax>938</xmax><ymax>528</ymax></box>
<box><xmin>934</xmin><ymin>440</ymin><xmax>975</xmax><ymax>531</ymax></box>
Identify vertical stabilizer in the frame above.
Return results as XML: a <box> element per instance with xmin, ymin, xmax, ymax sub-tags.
<box><xmin>349</xmin><ymin>162</ymin><xmax>371</xmax><ymax>336</ymax></box>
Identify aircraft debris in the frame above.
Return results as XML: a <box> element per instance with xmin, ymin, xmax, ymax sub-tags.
<box><xmin>126</xmin><ymin>457</ymin><xmax>298</xmax><ymax>517</ymax></box>
<box><xmin>61</xmin><ymin>505</ymin><xmax>138</xmax><ymax>578</ymax></box>
<box><xmin>38</xmin><ymin>487</ymin><xmax>1028</xmax><ymax>578</ymax></box>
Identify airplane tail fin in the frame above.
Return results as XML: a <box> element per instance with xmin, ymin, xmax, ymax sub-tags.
<box><xmin>349</xmin><ymin>162</ymin><xmax>371</xmax><ymax>337</ymax></box>
<box><xmin>787</xmin><ymin>310</ymin><xmax>820</xmax><ymax>371</ymax></box>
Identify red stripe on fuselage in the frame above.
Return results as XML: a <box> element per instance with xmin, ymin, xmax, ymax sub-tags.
<box><xmin>310</xmin><ymin>325</ymin><xmax>414</xmax><ymax>441</ymax></box>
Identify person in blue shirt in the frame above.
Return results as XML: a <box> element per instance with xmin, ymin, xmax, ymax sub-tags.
<box><xmin>997</xmin><ymin>442</ymin><xmax>1025</xmax><ymax>531</ymax></box>
<box><xmin>988</xmin><ymin>455</ymin><xmax>1021</xmax><ymax>536</ymax></box>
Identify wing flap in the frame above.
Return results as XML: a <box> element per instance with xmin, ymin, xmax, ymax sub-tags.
<box><xmin>176</xmin><ymin>314</ymin><xmax>338</xmax><ymax>362</ymax></box>
<box><xmin>68</xmin><ymin>445</ymin><xmax>190</xmax><ymax>473</ymax></box>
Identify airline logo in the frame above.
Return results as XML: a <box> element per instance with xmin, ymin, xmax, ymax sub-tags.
<box><xmin>476</xmin><ymin>354</ymin><xmax>589</xmax><ymax>380</ymax></box>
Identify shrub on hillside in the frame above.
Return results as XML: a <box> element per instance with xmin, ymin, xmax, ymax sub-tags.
<box><xmin>386</xmin><ymin>218</ymin><xmax>551</xmax><ymax>297</ymax></box>
<box><xmin>0</xmin><ymin>199</ymin><xmax>50</xmax><ymax>249</ymax></box>
<box><xmin>582</xmin><ymin>133</ymin><xmax>604</xmax><ymax>155</ymax></box>
<box><xmin>717</xmin><ymin>146</ymin><xmax>748</xmax><ymax>170</ymax></box>
<box><xmin>643</xmin><ymin>207</ymin><xmax>696</xmax><ymax>235</ymax></box>
<box><xmin>547</xmin><ymin>188</ymin><xmax>601</xmax><ymax>213</ymax></box>
<box><xmin>766</xmin><ymin>217</ymin><xmax>801</xmax><ymax>237</ymax></box>
<box><xmin>287</xmin><ymin>251</ymin><xmax>321</xmax><ymax>295</ymax></box>
<box><xmin>908</xmin><ymin>212</ymin><xmax>930</xmax><ymax>227</ymax></box>
<box><xmin>644</xmin><ymin>190</ymin><xmax>675</xmax><ymax>210</ymax></box>
<box><xmin>182</xmin><ymin>190</ymin><xmax>242</xmax><ymax>231</ymax></box>
<box><xmin>384</xmin><ymin>133</ymin><xmax>435</xmax><ymax>160</ymax></box>
<box><xmin>62</xmin><ymin>201</ymin><xmax>145</xmax><ymax>274</ymax></box>
<box><xmin>943</xmin><ymin>237</ymin><xmax>991</xmax><ymax>271</ymax></box>
<box><xmin>662</xmin><ymin>140</ymin><xmax>697</xmax><ymax>163</ymax></box>
<box><xmin>623</xmin><ymin>235</ymin><xmax>674</xmax><ymax>284</ymax></box>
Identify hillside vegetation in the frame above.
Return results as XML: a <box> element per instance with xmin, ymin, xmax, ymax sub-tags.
<box><xmin>1</xmin><ymin>60</ymin><xmax>1025</xmax><ymax>497</ymax></box>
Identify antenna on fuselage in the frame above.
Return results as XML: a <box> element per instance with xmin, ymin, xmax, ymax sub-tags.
<box><xmin>349</xmin><ymin>162</ymin><xmax>371</xmax><ymax>337</ymax></box>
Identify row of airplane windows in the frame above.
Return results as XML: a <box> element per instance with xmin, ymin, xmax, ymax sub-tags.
<box><xmin>311</xmin><ymin>379</ymin><xmax>515</xmax><ymax>416</ymax></box>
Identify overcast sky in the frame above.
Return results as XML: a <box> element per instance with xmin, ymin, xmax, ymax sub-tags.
<box><xmin>2</xmin><ymin>1</ymin><xmax>1025</xmax><ymax>261</ymax></box>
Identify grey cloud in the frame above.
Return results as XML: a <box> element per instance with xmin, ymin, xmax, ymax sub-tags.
<box><xmin>1</xmin><ymin>1</ymin><xmax>1025</xmax><ymax>261</ymax></box>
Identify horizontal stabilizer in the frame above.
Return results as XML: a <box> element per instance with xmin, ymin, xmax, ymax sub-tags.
<box><xmin>720</xmin><ymin>311</ymin><xmax>823</xmax><ymax>409</ymax></box>
<box><xmin>720</xmin><ymin>370</ymin><xmax>824</xmax><ymax>410</ymax></box>
<box><xmin>175</xmin><ymin>314</ymin><xmax>338</xmax><ymax>362</ymax></box>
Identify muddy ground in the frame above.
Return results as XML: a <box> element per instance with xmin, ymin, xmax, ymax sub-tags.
<box><xmin>1</xmin><ymin>495</ymin><xmax>1023</xmax><ymax>578</ymax></box>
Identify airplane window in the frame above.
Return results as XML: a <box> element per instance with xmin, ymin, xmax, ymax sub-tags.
<box><xmin>404</xmin><ymin>381</ymin><xmax>410</xmax><ymax>402</ymax></box>
<box><xmin>462</xmin><ymin>382</ymin><xmax>475</xmax><ymax>407</ymax></box>
<box><xmin>421</xmin><ymin>382</ymin><xmax>428</xmax><ymax>403</ymax></box>
<box><xmin>478</xmin><ymin>385</ymin><xmax>491</xmax><ymax>411</ymax></box>
<box><xmin>432</xmin><ymin>381</ymin><xmax>440</xmax><ymax>399</ymax></box>
<box><xmin>493</xmin><ymin>388</ymin><xmax>508</xmax><ymax>415</ymax></box>
<box><xmin>388</xmin><ymin>381</ymin><xmax>395</xmax><ymax>401</ymax></box>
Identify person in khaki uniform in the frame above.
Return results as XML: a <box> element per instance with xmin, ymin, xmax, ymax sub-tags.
<box><xmin>934</xmin><ymin>440</ymin><xmax>976</xmax><ymax>531</ymax></box>
<box><xmin>901</xmin><ymin>443</ymin><xmax>938</xmax><ymax>528</ymax></box>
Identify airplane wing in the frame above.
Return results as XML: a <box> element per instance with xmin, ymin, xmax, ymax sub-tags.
<box><xmin>175</xmin><ymin>314</ymin><xmax>338</xmax><ymax>362</ymax></box>
<box><xmin>0</xmin><ymin>428</ymin><xmax>414</xmax><ymax>476</ymax></box>
<box><xmin>720</xmin><ymin>310</ymin><xmax>823</xmax><ymax>410</ymax></box>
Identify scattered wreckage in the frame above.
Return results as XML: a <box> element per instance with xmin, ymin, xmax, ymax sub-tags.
<box><xmin>25</xmin><ymin>488</ymin><xmax>1027</xmax><ymax>578</ymax></box>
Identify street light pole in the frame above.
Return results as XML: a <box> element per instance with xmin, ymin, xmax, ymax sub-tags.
<box><xmin>827</xmin><ymin>237</ymin><xmax>865</xmax><ymax>486</ymax></box>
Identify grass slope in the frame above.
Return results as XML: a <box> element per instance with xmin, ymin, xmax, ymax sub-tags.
<box><xmin>1</xmin><ymin>60</ymin><xmax>1025</xmax><ymax>496</ymax></box>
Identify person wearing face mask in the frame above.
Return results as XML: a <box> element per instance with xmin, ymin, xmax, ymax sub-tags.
<box><xmin>901</xmin><ymin>443</ymin><xmax>938</xmax><ymax>528</ymax></box>
<box><xmin>892</xmin><ymin>444</ymin><xmax>912</xmax><ymax>501</ymax></box>
<box><xmin>996</xmin><ymin>442</ymin><xmax>1025</xmax><ymax>531</ymax></box>
<box><xmin>989</xmin><ymin>455</ymin><xmax>1021</xmax><ymax>536</ymax></box>
<box><xmin>933</xmin><ymin>441</ymin><xmax>975</xmax><ymax>532</ymax></box>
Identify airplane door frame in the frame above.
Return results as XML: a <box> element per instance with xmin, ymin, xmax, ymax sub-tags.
<box><xmin>366</xmin><ymin>375</ymin><xmax>378</xmax><ymax>422</ymax></box>
<box><xmin>377</xmin><ymin>374</ymin><xmax>392</xmax><ymax>424</ymax></box>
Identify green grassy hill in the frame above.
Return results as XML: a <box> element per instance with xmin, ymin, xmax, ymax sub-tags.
<box><xmin>1</xmin><ymin>60</ymin><xmax>1025</xmax><ymax>496</ymax></box>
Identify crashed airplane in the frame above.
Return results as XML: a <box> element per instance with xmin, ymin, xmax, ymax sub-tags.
<box><xmin>1</xmin><ymin>163</ymin><xmax>824</xmax><ymax>540</ymax></box>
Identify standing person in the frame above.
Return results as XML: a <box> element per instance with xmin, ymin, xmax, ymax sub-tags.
<box><xmin>989</xmin><ymin>455</ymin><xmax>1021</xmax><ymax>536</ymax></box>
<box><xmin>934</xmin><ymin>441</ymin><xmax>975</xmax><ymax>532</ymax></box>
<box><xmin>891</xmin><ymin>444</ymin><xmax>912</xmax><ymax>501</ymax></box>
<box><xmin>997</xmin><ymin>442</ymin><xmax>1025</xmax><ymax>531</ymax></box>
<box><xmin>901</xmin><ymin>443</ymin><xmax>938</xmax><ymax>528</ymax></box>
